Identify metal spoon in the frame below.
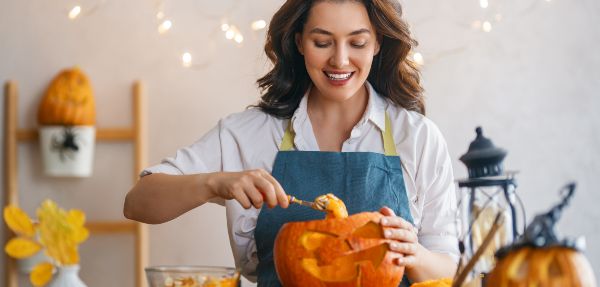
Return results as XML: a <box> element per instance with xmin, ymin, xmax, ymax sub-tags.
<box><xmin>287</xmin><ymin>195</ymin><xmax>327</xmax><ymax>211</ymax></box>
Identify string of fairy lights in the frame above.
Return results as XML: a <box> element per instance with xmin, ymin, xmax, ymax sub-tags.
<box><xmin>64</xmin><ymin>0</ymin><xmax>556</xmax><ymax>69</ymax></box>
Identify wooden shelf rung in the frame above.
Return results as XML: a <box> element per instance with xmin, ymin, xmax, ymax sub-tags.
<box><xmin>86</xmin><ymin>220</ymin><xmax>138</xmax><ymax>234</ymax></box>
<box><xmin>16</xmin><ymin>128</ymin><xmax>135</xmax><ymax>142</ymax></box>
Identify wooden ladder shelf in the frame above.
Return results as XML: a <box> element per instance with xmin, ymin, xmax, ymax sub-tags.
<box><xmin>3</xmin><ymin>80</ymin><xmax>149</xmax><ymax>287</ymax></box>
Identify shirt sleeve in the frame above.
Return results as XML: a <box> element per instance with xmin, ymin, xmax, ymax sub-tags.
<box><xmin>140</xmin><ymin>122</ymin><xmax>226</xmax><ymax>206</ymax></box>
<box><xmin>415</xmin><ymin>121</ymin><xmax>460</xmax><ymax>263</ymax></box>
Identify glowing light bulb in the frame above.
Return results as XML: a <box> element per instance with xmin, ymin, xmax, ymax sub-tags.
<box><xmin>68</xmin><ymin>6</ymin><xmax>81</xmax><ymax>20</ymax></box>
<box><xmin>158</xmin><ymin>20</ymin><xmax>172</xmax><ymax>34</ymax></box>
<box><xmin>234</xmin><ymin>34</ymin><xmax>244</xmax><ymax>43</ymax></box>
<box><xmin>182</xmin><ymin>52</ymin><xmax>192</xmax><ymax>67</ymax></box>
<box><xmin>221</xmin><ymin>23</ymin><xmax>230</xmax><ymax>32</ymax></box>
<box><xmin>482</xmin><ymin>21</ymin><xmax>492</xmax><ymax>32</ymax></box>
<box><xmin>225</xmin><ymin>29</ymin><xmax>235</xmax><ymax>39</ymax></box>
<box><xmin>251</xmin><ymin>20</ymin><xmax>267</xmax><ymax>30</ymax></box>
<box><xmin>480</xmin><ymin>0</ymin><xmax>489</xmax><ymax>8</ymax></box>
<box><xmin>412</xmin><ymin>52</ymin><xmax>424</xmax><ymax>66</ymax></box>
<box><xmin>156</xmin><ymin>11</ymin><xmax>165</xmax><ymax>20</ymax></box>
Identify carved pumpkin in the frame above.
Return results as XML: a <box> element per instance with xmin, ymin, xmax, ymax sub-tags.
<box><xmin>486</xmin><ymin>183</ymin><xmax>597</xmax><ymax>287</ymax></box>
<box><xmin>274</xmin><ymin>212</ymin><xmax>404</xmax><ymax>287</ymax></box>
<box><xmin>38</xmin><ymin>67</ymin><xmax>96</xmax><ymax>126</ymax></box>
<box><xmin>486</xmin><ymin>246</ymin><xmax>596</xmax><ymax>287</ymax></box>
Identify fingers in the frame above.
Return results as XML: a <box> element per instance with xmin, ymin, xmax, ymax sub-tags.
<box><xmin>253</xmin><ymin>174</ymin><xmax>278</xmax><ymax>208</ymax></box>
<box><xmin>257</xmin><ymin>169</ymin><xmax>289</xmax><ymax>208</ymax></box>
<box><xmin>383</xmin><ymin>227</ymin><xmax>418</xmax><ymax>243</ymax></box>
<box><xmin>244</xmin><ymin>184</ymin><xmax>265</xmax><ymax>209</ymax></box>
<box><xmin>389</xmin><ymin>242</ymin><xmax>417</xmax><ymax>256</ymax></box>
<box><xmin>393</xmin><ymin>255</ymin><xmax>416</xmax><ymax>267</ymax></box>
<box><xmin>231</xmin><ymin>188</ymin><xmax>253</xmax><ymax>209</ymax></box>
<box><xmin>230</xmin><ymin>169</ymin><xmax>288</xmax><ymax>210</ymax></box>
<box><xmin>381</xmin><ymin>216</ymin><xmax>417</xmax><ymax>234</ymax></box>
<box><xmin>379</xmin><ymin>206</ymin><xmax>395</xmax><ymax>216</ymax></box>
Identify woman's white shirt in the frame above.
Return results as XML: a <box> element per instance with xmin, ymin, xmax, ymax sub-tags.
<box><xmin>142</xmin><ymin>83</ymin><xmax>459</xmax><ymax>281</ymax></box>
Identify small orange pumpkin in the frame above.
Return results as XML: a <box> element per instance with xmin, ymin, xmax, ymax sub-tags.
<box><xmin>274</xmin><ymin>212</ymin><xmax>404</xmax><ymax>287</ymax></box>
<box><xmin>410</xmin><ymin>278</ymin><xmax>452</xmax><ymax>287</ymax></box>
<box><xmin>486</xmin><ymin>246</ymin><xmax>596</xmax><ymax>287</ymax></box>
<box><xmin>38</xmin><ymin>67</ymin><xmax>96</xmax><ymax>126</ymax></box>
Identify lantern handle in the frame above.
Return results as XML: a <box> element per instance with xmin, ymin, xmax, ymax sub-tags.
<box><xmin>522</xmin><ymin>182</ymin><xmax>575</xmax><ymax>247</ymax></box>
<box><xmin>496</xmin><ymin>182</ymin><xmax>580</xmax><ymax>259</ymax></box>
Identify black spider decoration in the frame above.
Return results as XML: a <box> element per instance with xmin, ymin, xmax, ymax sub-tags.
<box><xmin>51</xmin><ymin>127</ymin><xmax>80</xmax><ymax>161</ymax></box>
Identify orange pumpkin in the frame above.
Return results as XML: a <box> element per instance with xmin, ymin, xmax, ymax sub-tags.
<box><xmin>38</xmin><ymin>67</ymin><xmax>96</xmax><ymax>126</ymax></box>
<box><xmin>274</xmin><ymin>212</ymin><xmax>404</xmax><ymax>287</ymax></box>
<box><xmin>409</xmin><ymin>278</ymin><xmax>452</xmax><ymax>287</ymax></box>
<box><xmin>486</xmin><ymin>246</ymin><xmax>597</xmax><ymax>287</ymax></box>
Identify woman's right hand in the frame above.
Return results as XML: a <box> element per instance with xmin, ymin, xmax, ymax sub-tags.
<box><xmin>206</xmin><ymin>169</ymin><xmax>289</xmax><ymax>209</ymax></box>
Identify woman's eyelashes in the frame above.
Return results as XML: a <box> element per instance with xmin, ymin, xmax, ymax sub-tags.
<box><xmin>313</xmin><ymin>41</ymin><xmax>368</xmax><ymax>48</ymax></box>
<box><xmin>315</xmin><ymin>41</ymin><xmax>331</xmax><ymax>48</ymax></box>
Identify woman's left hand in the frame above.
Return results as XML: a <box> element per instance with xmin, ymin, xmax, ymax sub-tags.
<box><xmin>380</xmin><ymin>206</ymin><xmax>421</xmax><ymax>269</ymax></box>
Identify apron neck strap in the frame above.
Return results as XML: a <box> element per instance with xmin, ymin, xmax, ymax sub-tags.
<box><xmin>279</xmin><ymin>120</ymin><xmax>296</xmax><ymax>152</ymax></box>
<box><xmin>279</xmin><ymin>112</ymin><xmax>398</xmax><ymax>156</ymax></box>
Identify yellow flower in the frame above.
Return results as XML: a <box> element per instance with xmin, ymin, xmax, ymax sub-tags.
<box><xmin>4</xmin><ymin>205</ymin><xmax>36</xmax><ymax>237</ymax></box>
<box><xmin>3</xmin><ymin>199</ymin><xmax>89</xmax><ymax>286</ymax></box>
<box><xmin>37</xmin><ymin>199</ymin><xmax>88</xmax><ymax>265</ymax></box>
<box><xmin>30</xmin><ymin>262</ymin><xmax>54</xmax><ymax>287</ymax></box>
<box><xmin>4</xmin><ymin>237</ymin><xmax>42</xmax><ymax>258</ymax></box>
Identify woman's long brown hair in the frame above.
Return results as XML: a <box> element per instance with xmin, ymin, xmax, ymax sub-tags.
<box><xmin>256</xmin><ymin>0</ymin><xmax>425</xmax><ymax>118</ymax></box>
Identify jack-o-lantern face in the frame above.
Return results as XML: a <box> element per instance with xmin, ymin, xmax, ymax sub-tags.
<box><xmin>38</xmin><ymin>67</ymin><xmax>96</xmax><ymax>126</ymax></box>
<box><xmin>274</xmin><ymin>212</ymin><xmax>404</xmax><ymax>287</ymax></box>
<box><xmin>487</xmin><ymin>246</ymin><xmax>597</xmax><ymax>287</ymax></box>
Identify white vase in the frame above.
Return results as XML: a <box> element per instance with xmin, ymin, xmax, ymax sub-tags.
<box><xmin>47</xmin><ymin>265</ymin><xmax>87</xmax><ymax>287</ymax></box>
<box><xmin>18</xmin><ymin>251</ymin><xmax>51</xmax><ymax>274</ymax></box>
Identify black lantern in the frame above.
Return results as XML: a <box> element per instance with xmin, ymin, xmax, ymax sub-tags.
<box><xmin>457</xmin><ymin>127</ymin><xmax>520</xmax><ymax>276</ymax></box>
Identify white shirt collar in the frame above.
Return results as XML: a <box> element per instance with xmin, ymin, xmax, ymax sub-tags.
<box><xmin>292</xmin><ymin>81</ymin><xmax>387</xmax><ymax>131</ymax></box>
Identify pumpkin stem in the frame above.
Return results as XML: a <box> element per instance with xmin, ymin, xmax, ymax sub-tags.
<box><xmin>496</xmin><ymin>182</ymin><xmax>583</xmax><ymax>259</ymax></box>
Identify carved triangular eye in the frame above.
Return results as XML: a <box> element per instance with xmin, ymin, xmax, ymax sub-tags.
<box><xmin>351</xmin><ymin>221</ymin><xmax>383</xmax><ymax>239</ymax></box>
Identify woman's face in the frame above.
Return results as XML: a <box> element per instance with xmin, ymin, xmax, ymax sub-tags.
<box><xmin>296</xmin><ymin>0</ymin><xmax>380</xmax><ymax>102</ymax></box>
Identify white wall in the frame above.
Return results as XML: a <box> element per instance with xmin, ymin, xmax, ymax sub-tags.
<box><xmin>1</xmin><ymin>0</ymin><xmax>598</xmax><ymax>285</ymax></box>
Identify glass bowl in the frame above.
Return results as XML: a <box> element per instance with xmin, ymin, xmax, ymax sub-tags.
<box><xmin>145</xmin><ymin>265</ymin><xmax>240</xmax><ymax>287</ymax></box>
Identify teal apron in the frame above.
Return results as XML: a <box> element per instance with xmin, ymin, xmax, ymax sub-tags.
<box><xmin>255</xmin><ymin>113</ymin><xmax>414</xmax><ymax>287</ymax></box>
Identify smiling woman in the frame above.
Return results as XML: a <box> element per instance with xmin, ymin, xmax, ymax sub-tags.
<box><xmin>257</xmin><ymin>0</ymin><xmax>424</xmax><ymax>118</ymax></box>
<box><xmin>125</xmin><ymin>1</ymin><xmax>458</xmax><ymax>286</ymax></box>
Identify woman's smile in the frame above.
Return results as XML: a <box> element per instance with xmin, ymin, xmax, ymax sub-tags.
<box><xmin>323</xmin><ymin>70</ymin><xmax>355</xmax><ymax>86</ymax></box>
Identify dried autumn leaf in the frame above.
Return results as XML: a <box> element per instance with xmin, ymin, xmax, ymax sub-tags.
<box><xmin>71</xmin><ymin>226</ymin><xmax>89</xmax><ymax>244</ymax></box>
<box><xmin>67</xmin><ymin>209</ymin><xmax>86</xmax><ymax>227</ymax></box>
<box><xmin>5</xmin><ymin>237</ymin><xmax>41</xmax><ymax>259</ymax></box>
<box><xmin>33</xmin><ymin>199</ymin><xmax>88</xmax><ymax>265</ymax></box>
<box><xmin>3</xmin><ymin>205</ymin><xmax>36</xmax><ymax>237</ymax></box>
<box><xmin>30</xmin><ymin>262</ymin><xmax>54</xmax><ymax>287</ymax></box>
